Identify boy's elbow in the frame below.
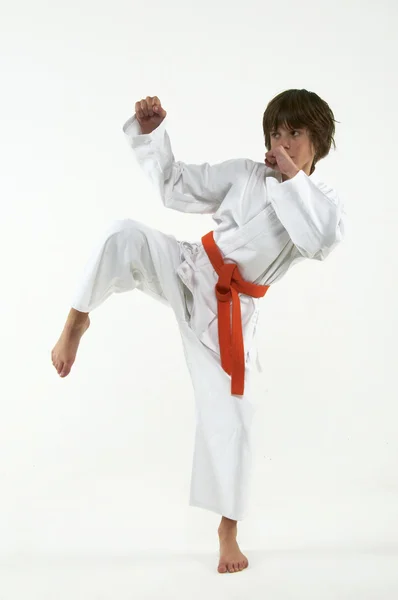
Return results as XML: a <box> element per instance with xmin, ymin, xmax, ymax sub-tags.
<box><xmin>297</xmin><ymin>225</ymin><xmax>345</xmax><ymax>261</ymax></box>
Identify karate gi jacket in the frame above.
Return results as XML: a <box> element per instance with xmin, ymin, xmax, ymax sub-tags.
<box><xmin>122</xmin><ymin>114</ymin><xmax>346</xmax><ymax>370</ymax></box>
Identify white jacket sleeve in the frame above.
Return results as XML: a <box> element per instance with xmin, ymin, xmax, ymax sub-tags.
<box><xmin>268</xmin><ymin>169</ymin><xmax>346</xmax><ymax>260</ymax></box>
<box><xmin>122</xmin><ymin>114</ymin><xmax>249</xmax><ymax>214</ymax></box>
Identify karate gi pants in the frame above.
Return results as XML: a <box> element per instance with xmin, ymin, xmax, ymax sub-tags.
<box><xmin>71</xmin><ymin>219</ymin><xmax>257</xmax><ymax>521</ymax></box>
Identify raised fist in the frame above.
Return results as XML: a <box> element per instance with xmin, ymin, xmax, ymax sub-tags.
<box><xmin>135</xmin><ymin>96</ymin><xmax>167</xmax><ymax>134</ymax></box>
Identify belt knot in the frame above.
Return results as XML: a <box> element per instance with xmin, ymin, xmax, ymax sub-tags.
<box><xmin>201</xmin><ymin>230</ymin><xmax>270</xmax><ymax>396</ymax></box>
<box><xmin>215</xmin><ymin>263</ymin><xmax>237</xmax><ymax>302</ymax></box>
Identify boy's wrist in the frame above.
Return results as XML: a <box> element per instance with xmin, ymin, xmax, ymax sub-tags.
<box><xmin>286</xmin><ymin>168</ymin><xmax>300</xmax><ymax>179</ymax></box>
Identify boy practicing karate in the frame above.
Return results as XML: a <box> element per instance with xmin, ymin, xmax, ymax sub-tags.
<box><xmin>52</xmin><ymin>89</ymin><xmax>346</xmax><ymax>573</ymax></box>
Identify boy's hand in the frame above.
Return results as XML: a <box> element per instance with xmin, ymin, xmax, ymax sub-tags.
<box><xmin>265</xmin><ymin>147</ymin><xmax>299</xmax><ymax>179</ymax></box>
<box><xmin>135</xmin><ymin>96</ymin><xmax>167</xmax><ymax>134</ymax></box>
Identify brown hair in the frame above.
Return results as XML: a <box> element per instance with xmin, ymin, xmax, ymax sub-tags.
<box><xmin>262</xmin><ymin>89</ymin><xmax>339</xmax><ymax>175</ymax></box>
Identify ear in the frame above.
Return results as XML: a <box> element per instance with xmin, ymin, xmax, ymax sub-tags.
<box><xmin>311</xmin><ymin>142</ymin><xmax>317</xmax><ymax>159</ymax></box>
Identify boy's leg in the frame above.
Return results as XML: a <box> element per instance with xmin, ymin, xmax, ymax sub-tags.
<box><xmin>51</xmin><ymin>218</ymin><xmax>188</xmax><ymax>377</ymax></box>
<box><xmin>178</xmin><ymin>321</ymin><xmax>257</xmax><ymax>572</ymax></box>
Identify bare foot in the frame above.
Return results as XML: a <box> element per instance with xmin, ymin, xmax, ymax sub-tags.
<box><xmin>51</xmin><ymin>311</ymin><xmax>90</xmax><ymax>378</ymax></box>
<box><xmin>217</xmin><ymin>523</ymin><xmax>249</xmax><ymax>573</ymax></box>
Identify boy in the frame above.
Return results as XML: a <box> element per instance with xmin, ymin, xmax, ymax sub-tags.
<box><xmin>52</xmin><ymin>89</ymin><xmax>345</xmax><ymax>573</ymax></box>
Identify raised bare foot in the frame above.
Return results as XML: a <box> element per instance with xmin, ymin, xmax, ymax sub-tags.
<box><xmin>217</xmin><ymin>522</ymin><xmax>249</xmax><ymax>573</ymax></box>
<box><xmin>51</xmin><ymin>311</ymin><xmax>90</xmax><ymax>378</ymax></box>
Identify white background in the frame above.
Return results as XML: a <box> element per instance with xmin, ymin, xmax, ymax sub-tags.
<box><xmin>1</xmin><ymin>0</ymin><xmax>397</xmax><ymax>596</ymax></box>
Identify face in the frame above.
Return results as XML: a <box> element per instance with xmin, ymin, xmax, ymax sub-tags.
<box><xmin>269</xmin><ymin>123</ymin><xmax>316</xmax><ymax>176</ymax></box>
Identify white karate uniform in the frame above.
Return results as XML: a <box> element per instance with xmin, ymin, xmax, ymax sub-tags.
<box><xmin>71</xmin><ymin>114</ymin><xmax>346</xmax><ymax>521</ymax></box>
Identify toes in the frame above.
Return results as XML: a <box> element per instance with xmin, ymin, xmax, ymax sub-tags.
<box><xmin>217</xmin><ymin>558</ymin><xmax>249</xmax><ymax>573</ymax></box>
<box><xmin>219</xmin><ymin>559</ymin><xmax>248</xmax><ymax>574</ymax></box>
<box><xmin>64</xmin><ymin>360</ymin><xmax>74</xmax><ymax>376</ymax></box>
<box><xmin>229</xmin><ymin>561</ymin><xmax>246</xmax><ymax>572</ymax></box>
<box><xmin>60</xmin><ymin>362</ymin><xmax>71</xmax><ymax>377</ymax></box>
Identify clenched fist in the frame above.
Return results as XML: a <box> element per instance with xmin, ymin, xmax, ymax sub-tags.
<box><xmin>135</xmin><ymin>96</ymin><xmax>167</xmax><ymax>135</ymax></box>
<box><xmin>265</xmin><ymin>147</ymin><xmax>299</xmax><ymax>179</ymax></box>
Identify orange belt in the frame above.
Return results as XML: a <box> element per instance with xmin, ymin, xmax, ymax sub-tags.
<box><xmin>201</xmin><ymin>230</ymin><xmax>270</xmax><ymax>396</ymax></box>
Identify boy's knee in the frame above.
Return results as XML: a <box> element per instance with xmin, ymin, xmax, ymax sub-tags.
<box><xmin>101</xmin><ymin>219</ymin><xmax>150</xmax><ymax>251</ymax></box>
<box><xmin>107</xmin><ymin>218</ymin><xmax>138</xmax><ymax>233</ymax></box>
<box><xmin>102</xmin><ymin>219</ymin><xmax>147</xmax><ymax>241</ymax></box>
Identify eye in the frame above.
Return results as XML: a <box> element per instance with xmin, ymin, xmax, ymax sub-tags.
<box><xmin>271</xmin><ymin>130</ymin><xmax>299</xmax><ymax>138</ymax></box>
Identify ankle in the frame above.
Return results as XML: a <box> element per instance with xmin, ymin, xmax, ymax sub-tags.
<box><xmin>218</xmin><ymin>517</ymin><xmax>238</xmax><ymax>535</ymax></box>
<box><xmin>65</xmin><ymin>309</ymin><xmax>89</xmax><ymax>330</ymax></box>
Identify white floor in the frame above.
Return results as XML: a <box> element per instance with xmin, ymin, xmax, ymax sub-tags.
<box><xmin>1</xmin><ymin>547</ymin><xmax>398</xmax><ymax>599</ymax></box>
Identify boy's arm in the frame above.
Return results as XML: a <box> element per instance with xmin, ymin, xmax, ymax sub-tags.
<box><xmin>122</xmin><ymin>114</ymin><xmax>250</xmax><ymax>214</ymax></box>
<box><xmin>267</xmin><ymin>170</ymin><xmax>346</xmax><ymax>260</ymax></box>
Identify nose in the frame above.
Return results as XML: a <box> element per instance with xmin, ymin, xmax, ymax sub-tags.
<box><xmin>273</xmin><ymin>137</ymin><xmax>289</xmax><ymax>149</ymax></box>
<box><xmin>274</xmin><ymin>139</ymin><xmax>292</xmax><ymax>158</ymax></box>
